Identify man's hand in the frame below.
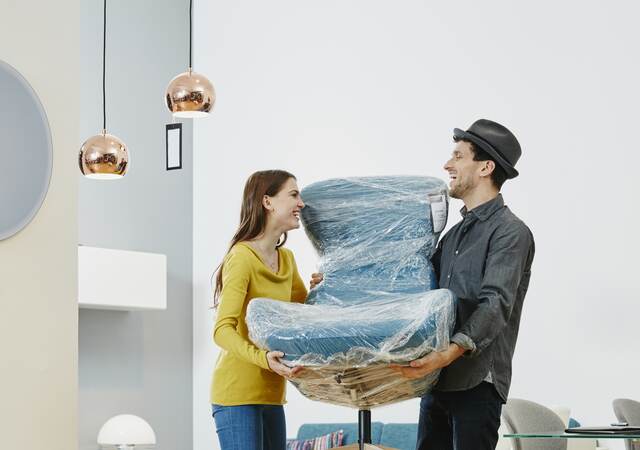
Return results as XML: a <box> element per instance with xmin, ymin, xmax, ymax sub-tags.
<box><xmin>309</xmin><ymin>272</ymin><xmax>324</xmax><ymax>289</ymax></box>
<box><xmin>266</xmin><ymin>351</ymin><xmax>304</xmax><ymax>379</ymax></box>
<box><xmin>392</xmin><ymin>343</ymin><xmax>466</xmax><ymax>379</ymax></box>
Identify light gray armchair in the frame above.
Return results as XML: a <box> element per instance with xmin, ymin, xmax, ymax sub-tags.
<box><xmin>502</xmin><ymin>398</ymin><xmax>567</xmax><ymax>450</ymax></box>
<box><xmin>613</xmin><ymin>398</ymin><xmax>640</xmax><ymax>450</ymax></box>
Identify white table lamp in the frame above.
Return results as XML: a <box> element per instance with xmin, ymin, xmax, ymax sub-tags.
<box><xmin>97</xmin><ymin>414</ymin><xmax>156</xmax><ymax>449</ymax></box>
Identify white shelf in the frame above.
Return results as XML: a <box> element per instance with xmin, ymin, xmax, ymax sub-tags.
<box><xmin>78</xmin><ymin>245</ymin><xmax>167</xmax><ymax>310</ymax></box>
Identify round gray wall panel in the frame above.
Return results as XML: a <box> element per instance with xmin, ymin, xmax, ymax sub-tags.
<box><xmin>0</xmin><ymin>60</ymin><xmax>53</xmax><ymax>241</ymax></box>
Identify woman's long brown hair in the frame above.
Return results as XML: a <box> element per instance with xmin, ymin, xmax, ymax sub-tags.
<box><xmin>213</xmin><ymin>170</ymin><xmax>296</xmax><ymax>308</ymax></box>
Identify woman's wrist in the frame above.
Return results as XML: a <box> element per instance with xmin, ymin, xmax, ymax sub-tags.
<box><xmin>263</xmin><ymin>350</ymin><xmax>273</xmax><ymax>371</ymax></box>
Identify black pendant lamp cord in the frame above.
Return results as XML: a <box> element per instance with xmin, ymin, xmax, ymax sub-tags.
<box><xmin>102</xmin><ymin>0</ymin><xmax>107</xmax><ymax>131</ymax></box>
<box><xmin>189</xmin><ymin>0</ymin><xmax>193</xmax><ymax>69</ymax></box>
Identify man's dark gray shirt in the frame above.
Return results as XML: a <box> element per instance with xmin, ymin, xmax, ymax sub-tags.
<box><xmin>432</xmin><ymin>194</ymin><xmax>535</xmax><ymax>401</ymax></box>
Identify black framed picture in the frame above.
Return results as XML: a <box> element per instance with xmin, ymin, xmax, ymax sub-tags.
<box><xmin>166</xmin><ymin>123</ymin><xmax>182</xmax><ymax>170</ymax></box>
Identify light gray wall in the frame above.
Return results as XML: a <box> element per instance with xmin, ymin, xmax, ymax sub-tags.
<box><xmin>78</xmin><ymin>1</ymin><xmax>193</xmax><ymax>449</ymax></box>
<box><xmin>193</xmin><ymin>1</ymin><xmax>640</xmax><ymax>449</ymax></box>
<box><xmin>0</xmin><ymin>1</ymin><xmax>79</xmax><ymax>449</ymax></box>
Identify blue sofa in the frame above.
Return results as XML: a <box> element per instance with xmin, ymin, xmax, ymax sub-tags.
<box><xmin>294</xmin><ymin>422</ymin><xmax>417</xmax><ymax>450</ymax></box>
<box><xmin>293</xmin><ymin>418</ymin><xmax>584</xmax><ymax>450</ymax></box>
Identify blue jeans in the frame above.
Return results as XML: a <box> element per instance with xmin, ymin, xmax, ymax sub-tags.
<box><xmin>416</xmin><ymin>382</ymin><xmax>503</xmax><ymax>450</ymax></box>
<box><xmin>212</xmin><ymin>404</ymin><xmax>286</xmax><ymax>450</ymax></box>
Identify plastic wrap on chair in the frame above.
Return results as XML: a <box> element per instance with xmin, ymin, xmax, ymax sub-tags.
<box><xmin>245</xmin><ymin>176</ymin><xmax>456</xmax><ymax>408</ymax></box>
<box><xmin>301</xmin><ymin>176</ymin><xmax>449</xmax><ymax>305</ymax></box>
<box><xmin>247</xmin><ymin>289</ymin><xmax>455</xmax><ymax>408</ymax></box>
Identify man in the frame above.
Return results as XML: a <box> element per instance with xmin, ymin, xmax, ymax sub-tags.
<box><xmin>309</xmin><ymin>119</ymin><xmax>534</xmax><ymax>450</ymax></box>
<box><xmin>398</xmin><ymin>119</ymin><xmax>535</xmax><ymax>450</ymax></box>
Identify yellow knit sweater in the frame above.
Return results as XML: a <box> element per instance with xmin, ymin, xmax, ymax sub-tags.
<box><xmin>210</xmin><ymin>242</ymin><xmax>307</xmax><ymax>405</ymax></box>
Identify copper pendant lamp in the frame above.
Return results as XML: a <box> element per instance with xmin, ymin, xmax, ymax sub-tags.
<box><xmin>79</xmin><ymin>0</ymin><xmax>129</xmax><ymax>179</ymax></box>
<box><xmin>165</xmin><ymin>0</ymin><xmax>215</xmax><ymax>118</ymax></box>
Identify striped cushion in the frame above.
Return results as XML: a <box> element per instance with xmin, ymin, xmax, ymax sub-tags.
<box><xmin>286</xmin><ymin>429</ymin><xmax>344</xmax><ymax>450</ymax></box>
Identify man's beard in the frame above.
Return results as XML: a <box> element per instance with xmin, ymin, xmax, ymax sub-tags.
<box><xmin>449</xmin><ymin>177</ymin><xmax>472</xmax><ymax>199</ymax></box>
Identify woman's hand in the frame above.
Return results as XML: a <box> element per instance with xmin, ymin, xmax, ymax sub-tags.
<box><xmin>266</xmin><ymin>351</ymin><xmax>304</xmax><ymax>379</ymax></box>
<box><xmin>309</xmin><ymin>272</ymin><xmax>324</xmax><ymax>289</ymax></box>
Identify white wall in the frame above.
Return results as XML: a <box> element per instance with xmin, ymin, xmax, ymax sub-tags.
<box><xmin>78</xmin><ymin>1</ymin><xmax>194</xmax><ymax>448</ymax></box>
<box><xmin>0</xmin><ymin>1</ymin><xmax>79</xmax><ymax>449</ymax></box>
<box><xmin>194</xmin><ymin>1</ymin><xmax>640</xmax><ymax>449</ymax></box>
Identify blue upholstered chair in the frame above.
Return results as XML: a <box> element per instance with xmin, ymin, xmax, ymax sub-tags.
<box><xmin>247</xmin><ymin>176</ymin><xmax>456</xmax><ymax>448</ymax></box>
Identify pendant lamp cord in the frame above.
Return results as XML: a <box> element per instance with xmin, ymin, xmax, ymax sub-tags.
<box><xmin>102</xmin><ymin>0</ymin><xmax>107</xmax><ymax>131</ymax></box>
<box><xmin>189</xmin><ymin>0</ymin><xmax>193</xmax><ymax>69</ymax></box>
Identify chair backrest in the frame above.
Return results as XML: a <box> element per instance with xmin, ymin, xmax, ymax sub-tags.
<box><xmin>613</xmin><ymin>398</ymin><xmax>640</xmax><ymax>450</ymax></box>
<box><xmin>547</xmin><ymin>407</ymin><xmax>597</xmax><ymax>450</ymax></box>
<box><xmin>502</xmin><ymin>398</ymin><xmax>567</xmax><ymax>450</ymax></box>
<box><xmin>300</xmin><ymin>176</ymin><xmax>448</xmax><ymax>306</ymax></box>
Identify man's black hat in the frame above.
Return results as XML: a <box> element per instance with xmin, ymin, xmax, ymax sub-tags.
<box><xmin>454</xmin><ymin>119</ymin><xmax>521</xmax><ymax>179</ymax></box>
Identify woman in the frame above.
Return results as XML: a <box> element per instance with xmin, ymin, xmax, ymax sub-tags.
<box><xmin>211</xmin><ymin>170</ymin><xmax>308</xmax><ymax>450</ymax></box>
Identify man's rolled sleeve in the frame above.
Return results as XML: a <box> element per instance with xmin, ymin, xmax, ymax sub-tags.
<box><xmin>451</xmin><ymin>332</ymin><xmax>477</xmax><ymax>354</ymax></box>
<box><xmin>456</xmin><ymin>222</ymin><xmax>533</xmax><ymax>356</ymax></box>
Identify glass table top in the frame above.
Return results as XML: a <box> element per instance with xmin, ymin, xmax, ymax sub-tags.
<box><xmin>504</xmin><ymin>432</ymin><xmax>640</xmax><ymax>440</ymax></box>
